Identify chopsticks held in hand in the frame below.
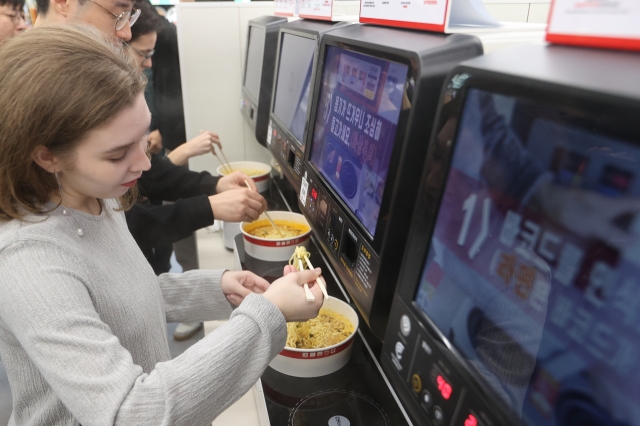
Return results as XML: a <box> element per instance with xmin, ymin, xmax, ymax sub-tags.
<box><xmin>302</xmin><ymin>254</ymin><xmax>329</xmax><ymax>300</ymax></box>
<box><xmin>243</xmin><ymin>180</ymin><xmax>284</xmax><ymax>238</ymax></box>
<box><xmin>210</xmin><ymin>143</ymin><xmax>232</xmax><ymax>174</ymax></box>
<box><xmin>202</xmin><ymin>129</ymin><xmax>233</xmax><ymax>174</ymax></box>
<box><xmin>298</xmin><ymin>259</ymin><xmax>316</xmax><ymax>302</ymax></box>
<box><xmin>289</xmin><ymin>246</ymin><xmax>329</xmax><ymax>302</ymax></box>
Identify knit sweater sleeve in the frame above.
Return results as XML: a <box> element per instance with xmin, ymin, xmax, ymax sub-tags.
<box><xmin>0</xmin><ymin>239</ymin><xmax>286</xmax><ymax>426</ymax></box>
<box><xmin>157</xmin><ymin>269</ymin><xmax>234</xmax><ymax>323</ymax></box>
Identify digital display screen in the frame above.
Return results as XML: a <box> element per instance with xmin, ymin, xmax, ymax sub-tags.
<box><xmin>244</xmin><ymin>26</ymin><xmax>266</xmax><ymax>103</ymax></box>
<box><xmin>309</xmin><ymin>46</ymin><xmax>409</xmax><ymax>237</ymax></box>
<box><xmin>416</xmin><ymin>88</ymin><xmax>640</xmax><ymax>425</ymax></box>
<box><xmin>272</xmin><ymin>33</ymin><xmax>316</xmax><ymax>145</ymax></box>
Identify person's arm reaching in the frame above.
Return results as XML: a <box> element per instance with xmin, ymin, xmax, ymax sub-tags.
<box><xmin>125</xmin><ymin>197</ymin><xmax>214</xmax><ymax>248</ymax></box>
<box><xmin>0</xmin><ymin>241</ymin><xmax>323</xmax><ymax>426</ymax></box>
<box><xmin>166</xmin><ymin>131</ymin><xmax>221</xmax><ymax>166</ymax></box>
<box><xmin>139</xmin><ymin>154</ymin><xmax>219</xmax><ymax>200</ymax></box>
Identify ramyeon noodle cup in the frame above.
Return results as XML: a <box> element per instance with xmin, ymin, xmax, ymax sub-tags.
<box><xmin>269</xmin><ymin>298</ymin><xmax>359</xmax><ymax>377</ymax></box>
<box><xmin>240</xmin><ymin>212</ymin><xmax>311</xmax><ymax>261</ymax></box>
<box><xmin>216</xmin><ymin>161</ymin><xmax>271</xmax><ymax>193</ymax></box>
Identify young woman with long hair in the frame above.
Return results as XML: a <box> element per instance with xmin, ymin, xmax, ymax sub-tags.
<box><xmin>0</xmin><ymin>24</ymin><xmax>323</xmax><ymax>425</ymax></box>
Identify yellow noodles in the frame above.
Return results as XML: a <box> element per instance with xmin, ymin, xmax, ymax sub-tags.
<box><xmin>286</xmin><ymin>309</ymin><xmax>354</xmax><ymax>349</ymax></box>
<box><xmin>223</xmin><ymin>168</ymin><xmax>266</xmax><ymax>177</ymax></box>
<box><xmin>249</xmin><ymin>225</ymin><xmax>303</xmax><ymax>239</ymax></box>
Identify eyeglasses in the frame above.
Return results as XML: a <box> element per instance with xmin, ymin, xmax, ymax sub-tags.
<box><xmin>0</xmin><ymin>11</ymin><xmax>25</xmax><ymax>24</ymax></box>
<box><xmin>86</xmin><ymin>0</ymin><xmax>140</xmax><ymax>31</ymax></box>
<box><xmin>131</xmin><ymin>46</ymin><xmax>155</xmax><ymax>61</ymax></box>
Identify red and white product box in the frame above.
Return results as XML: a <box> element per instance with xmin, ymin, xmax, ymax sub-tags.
<box><xmin>275</xmin><ymin>0</ymin><xmax>296</xmax><ymax>17</ymax></box>
<box><xmin>546</xmin><ymin>0</ymin><xmax>640</xmax><ymax>52</ymax></box>
<box><xmin>359</xmin><ymin>0</ymin><xmax>501</xmax><ymax>33</ymax></box>
<box><xmin>299</xmin><ymin>0</ymin><xmax>333</xmax><ymax>20</ymax></box>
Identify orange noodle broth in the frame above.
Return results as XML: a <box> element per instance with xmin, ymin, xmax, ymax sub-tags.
<box><xmin>244</xmin><ymin>220</ymin><xmax>309</xmax><ymax>239</ymax></box>
<box><xmin>286</xmin><ymin>309</ymin><xmax>354</xmax><ymax>349</ymax></box>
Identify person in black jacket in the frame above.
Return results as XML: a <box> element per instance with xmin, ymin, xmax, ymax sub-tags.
<box><xmin>124</xmin><ymin>1</ymin><xmax>267</xmax><ymax>276</ymax></box>
<box><xmin>128</xmin><ymin>155</ymin><xmax>265</xmax><ymax>274</ymax></box>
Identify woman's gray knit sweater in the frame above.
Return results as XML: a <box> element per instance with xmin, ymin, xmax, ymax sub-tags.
<box><xmin>0</xmin><ymin>200</ymin><xmax>287</xmax><ymax>426</ymax></box>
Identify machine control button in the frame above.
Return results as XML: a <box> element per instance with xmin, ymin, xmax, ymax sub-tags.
<box><xmin>411</xmin><ymin>374</ymin><xmax>422</xmax><ymax>393</ymax></box>
<box><xmin>433</xmin><ymin>406</ymin><xmax>444</xmax><ymax>425</ymax></box>
<box><xmin>400</xmin><ymin>315</ymin><xmax>411</xmax><ymax>336</ymax></box>
<box><xmin>422</xmin><ymin>390</ymin><xmax>432</xmax><ymax>406</ymax></box>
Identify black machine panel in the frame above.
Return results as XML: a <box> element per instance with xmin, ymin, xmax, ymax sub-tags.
<box><xmin>299</xmin><ymin>24</ymin><xmax>483</xmax><ymax>340</ymax></box>
<box><xmin>240</xmin><ymin>15</ymin><xmax>287</xmax><ymax>147</ymax></box>
<box><xmin>267</xmin><ymin>20</ymin><xmax>349</xmax><ymax>192</ymax></box>
<box><xmin>382</xmin><ymin>44</ymin><xmax>640</xmax><ymax>426</ymax></box>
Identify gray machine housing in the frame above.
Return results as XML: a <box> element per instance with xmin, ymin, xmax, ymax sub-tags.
<box><xmin>240</xmin><ymin>15</ymin><xmax>287</xmax><ymax>147</ymax></box>
<box><xmin>267</xmin><ymin>19</ymin><xmax>350</xmax><ymax>192</ymax></box>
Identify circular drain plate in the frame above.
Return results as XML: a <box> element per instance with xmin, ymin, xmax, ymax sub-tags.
<box><xmin>289</xmin><ymin>390</ymin><xmax>390</xmax><ymax>426</ymax></box>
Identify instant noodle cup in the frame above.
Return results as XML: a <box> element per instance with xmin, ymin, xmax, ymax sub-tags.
<box><xmin>269</xmin><ymin>297</ymin><xmax>359</xmax><ymax>377</ymax></box>
<box><xmin>216</xmin><ymin>161</ymin><xmax>271</xmax><ymax>193</ymax></box>
<box><xmin>240</xmin><ymin>212</ymin><xmax>311</xmax><ymax>261</ymax></box>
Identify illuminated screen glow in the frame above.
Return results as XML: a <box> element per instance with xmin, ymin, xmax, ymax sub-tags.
<box><xmin>415</xmin><ymin>88</ymin><xmax>640</xmax><ymax>425</ymax></box>
<box><xmin>309</xmin><ymin>46</ymin><xmax>408</xmax><ymax>237</ymax></box>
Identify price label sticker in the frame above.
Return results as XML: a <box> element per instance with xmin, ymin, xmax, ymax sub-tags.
<box><xmin>300</xmin><ymin>175</ymin><xmax>309</xmax><ymax>207</ymax></box>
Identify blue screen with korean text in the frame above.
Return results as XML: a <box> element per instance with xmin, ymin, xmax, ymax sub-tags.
<box><xmin>416</xmin><ymin>88</ymin><xmax>640</xmax><ymax>425</ymax></box>
<box><xmin>309</xmin><ymin>46</ymin><xmax>408</xmax><ymax>237</ymax></box>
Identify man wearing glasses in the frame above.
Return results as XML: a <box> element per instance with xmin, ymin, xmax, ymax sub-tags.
<box><xmin>34</xmin><ymin>0</ymin><xmax>139</xmax><ymax>41</ymax></box>
<box><xmin>0</xmin><ymin>0</ymin><xmax>27</xmax><ymax>43</ymax></box>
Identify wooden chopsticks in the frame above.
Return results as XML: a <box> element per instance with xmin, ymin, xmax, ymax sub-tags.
<box><xmin>289</xmin><ymin>246</ymin><xmax>329</xmax><ymax>302</ymax></box>
<box><xmin>243</xmin><ymin>180</ymin><xmax>284</xmax><ymax>238</ymax></box>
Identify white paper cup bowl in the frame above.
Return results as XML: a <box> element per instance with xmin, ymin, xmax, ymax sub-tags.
<box><xmin>269</xmin><ymin>298</ymin><xmax>359</xmax><ymax>378</ymax></box>
<box><xmin>216</xmin><ymin>161</ymin><xmax>271</xmax><ymax>192</ymax></box>
<box><xmin>240</xmin><ymin>212</ymin><xmax>311</xmax><ymax>262</ymax></box>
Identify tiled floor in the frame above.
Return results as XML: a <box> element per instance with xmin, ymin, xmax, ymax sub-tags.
<box><xmin>0</xmin><ymin>227</ymin><xmax>233</xmax><ymax>425</ymax></box>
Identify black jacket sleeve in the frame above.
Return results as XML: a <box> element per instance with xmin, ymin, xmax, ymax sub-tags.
<box><xmin>139</xmin><ymin>155</ymin><xmax>220</xmax><ymax>201</ymax></box>
<box><xmin>152</xmin><ymin>20</ymin><xmax>187</xmax><ymax>152</ymax></box>
<box><xmin>125</xmin><ymin>195</ymin><xmax>215</xmax><ymax>248</ymax></box>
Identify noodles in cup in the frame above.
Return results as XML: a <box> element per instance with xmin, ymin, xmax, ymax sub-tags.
<box><xmin>244</xmin><ymin>220</ymin><xmax>309</xmax><ymax>240</ymax></box>
<box><xmin>286</xmin><ymin>309</ymin><xmax>354</xmax><ymax>349</ymax></box>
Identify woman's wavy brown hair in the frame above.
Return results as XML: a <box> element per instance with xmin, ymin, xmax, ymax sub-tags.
<box><xmin>0</xmin><ymin>24</ymin><xmax>147</xmax><ymax>221</ymax></box>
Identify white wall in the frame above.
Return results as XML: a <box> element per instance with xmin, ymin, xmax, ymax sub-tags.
<box><xmin>177</xmin><ymin>2</ymin><xmax>277</xmax><ymax>174</ymax></box>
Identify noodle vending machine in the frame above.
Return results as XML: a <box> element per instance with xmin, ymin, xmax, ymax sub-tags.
<box><xmin>240</xmin><ymin>16</ymin><xmax>287</xmax><ymax>147</ymax></box>
<box><xmin>266</xmin><ymin>20</ymin><xmax>349</xmax><ymax>192</ymax></box>
<box><xmin>298</xmin><ymin>24</ymin><xmax>482</xmax><ymax>340</ymax></box>
<box><xmin>381</xmin><ymin>44</ymin><xmax>640</xmax><ymax>426</ymax></box>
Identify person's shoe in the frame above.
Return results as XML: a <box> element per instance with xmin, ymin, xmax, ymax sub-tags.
<box><xmin>173</xmin><ymin>322</ymin><xmax>203</xmax><ymax>341</ymax></box>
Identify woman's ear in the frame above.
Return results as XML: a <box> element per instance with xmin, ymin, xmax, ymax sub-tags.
<box><xmin>32</xmin><ymin>145</ymin><xmax>60</xmax><ymax>173</ymax></box>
